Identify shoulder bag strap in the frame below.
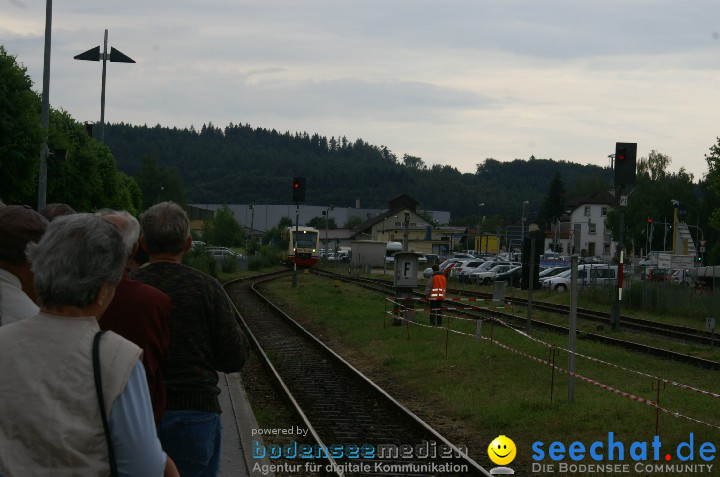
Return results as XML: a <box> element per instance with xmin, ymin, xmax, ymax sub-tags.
<box><xmin>93</xmin><ymin>330</ymin><xmax>119</xmax><ymax>477</ymax></box>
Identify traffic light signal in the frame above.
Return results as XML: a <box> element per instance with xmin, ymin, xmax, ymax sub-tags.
<box><xmin>614</xmin><ymin>142</ymin><xmax>637</xmax><ymax>189</ymax></box>
<box><xmin>292</xmin><ymin>177</ymin><xmax>306</xmax><ymax>203</ymax></box>
<box><xmin>647</xmin><ymin>217</ymin><xmax>652</xmax><ymax>224</ymax></box>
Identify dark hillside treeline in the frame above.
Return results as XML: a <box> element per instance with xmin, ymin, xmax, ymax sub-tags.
<box><xmin>104</xmin><ymin>122</ymin><xmax>608</xmax><ymax>222</ymax></box>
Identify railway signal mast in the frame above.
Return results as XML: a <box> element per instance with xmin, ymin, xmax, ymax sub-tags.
<box><xmin>291</xmin><ymin>177</ymin><xmax>306</xmax><ymax>287</ymax></box>
<box><xmin>612</xmin><ymin>142</ymin><xmax>637</xmax><ymax>330</ymax></box>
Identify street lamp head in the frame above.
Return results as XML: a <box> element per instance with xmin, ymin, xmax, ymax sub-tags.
<box><xmin>478</xmin><ymin>203</ymin><xmax>485</xmax><ymax>207</ymax></box>
<box><xmin>523</xmin><ymin>200</ymin><xmax>529</xmax><ymax>206</ymax></box>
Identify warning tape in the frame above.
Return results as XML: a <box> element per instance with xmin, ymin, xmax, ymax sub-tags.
<box><xmin>386</xmin><ymin>297</ymin><xmax>504</xmax><ymax>313</ymax></box>
<box><xmin>486</xmin><ymin>316</ymin><xmax>720</xmax><ymax>401</ymax></box>
<box><xmin>387</xmin><ymin>298</ymin><xmax>720</xmax><ymax>402</ymax></box>
<box><xmin>385</xmin><ymin>312</ymin><xmax>720</xmax><ymax>431</ymax></box>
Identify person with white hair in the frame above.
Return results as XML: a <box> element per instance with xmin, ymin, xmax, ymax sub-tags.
<box><xmin>96</xmin><ymin>209</ymin><xmax>172</xmax><ymax>426</ymax></box>
<box><xmin>0</xmin><ymin>213</ymin><xmax>178</xmax><ymax>477</ymax></box>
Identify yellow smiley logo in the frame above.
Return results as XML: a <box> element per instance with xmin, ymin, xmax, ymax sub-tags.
<box><xmin>488</xmin><ymin>435</ymin><xmax>516</xmax><ymax>466</ymax></box>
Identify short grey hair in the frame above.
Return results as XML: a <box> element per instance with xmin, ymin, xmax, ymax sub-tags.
<box><xmin>139</xmin><ymin>201</ymin><xmax>190</xmax><ymax>255</ymax></box>
<box><xmin>95</xmin><ymin>209</ymin><xmax>140</xmax><ymax>257</ymax></box>
<box><xmin>26</xmin><ymin>213</ymin><xmax>126</xmax><ymax>308</ymax></box>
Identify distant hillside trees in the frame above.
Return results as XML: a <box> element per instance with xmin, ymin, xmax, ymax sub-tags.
<box><xmin>104</xmin><ymin>122</ymin><xmax>610</xmax><ymax>223</ymax></box>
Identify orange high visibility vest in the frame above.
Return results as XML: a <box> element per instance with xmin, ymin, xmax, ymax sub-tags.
<box><xmin>430</xmin><ymin>274</ymin><xmax>447</xmax><ymax>301</ymax></box>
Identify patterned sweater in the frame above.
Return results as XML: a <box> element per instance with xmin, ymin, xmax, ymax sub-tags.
<box><xmin>130</xmin><ymin>262</ymin><xmax>250</xmax><ymax>413</ymax></box>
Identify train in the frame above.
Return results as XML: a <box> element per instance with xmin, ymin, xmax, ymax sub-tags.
<box><xmin>281</xmin><ymin>226</ymin><xmax>320</xmax><ymax>267</ymax></box>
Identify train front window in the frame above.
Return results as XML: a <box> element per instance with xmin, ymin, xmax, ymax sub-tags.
<box><xmin>294</xmin><ymin>232</ymin><xmax>318</xmax><ymax>248</ymax></box>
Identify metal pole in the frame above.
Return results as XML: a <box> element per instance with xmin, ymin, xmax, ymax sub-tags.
<box><xmin>612</xmin><ymin>201</ymin><xmax>624</xmax><ymax>330</ymax></box>
<box><xmin>568</xmin><ymin>256</ymin><xmax>578</xmax><ymax>402</ymax></box>
<box><xmin>526</xmin><ymin>237</ymin><xmax>535</xmax><ymax>330</ymax></box>
<box><xmin>100</xmin><ymin>29</ymin><xmax>108</xmax><ymax>143</ymax></box>
<box><xmin>37</xmin><ymin>0</ymin><xmax>53</xmax><ymax>211</ymax></box>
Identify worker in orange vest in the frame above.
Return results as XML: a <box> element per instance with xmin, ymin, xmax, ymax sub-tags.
<box><xmin>424</xmin><ymin>264</ymin><xmax>447</xmax><ymax>325</ymax></box>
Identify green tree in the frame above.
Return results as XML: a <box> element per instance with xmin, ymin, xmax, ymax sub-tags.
<box><xmin>38</xmin><ymin>109</ymin><xmax>142</xmax><ymax>214</ymax></box>
<box><xmin>703</xmin><ymin>138</ymin><xmax>720</xmax><ymax>263</ymax></box>
<box><xmin>307</xmin><ymin>216</ymin><xmax>337</xmax><ymax>229</ymax></box>
<box><xmin>203</xmin><ymin>205</ymin><xmax>243</xmax><ymax>246</ymax></box>
<box><xmin>537</xmin><ymin>172</ymin><xmax>566</xmax><ymax>226</ymax></box>
<box><xmin>137</xmin><ymin>154</ymin><xmax>187</xmax><ymax>209</ymax></box>
<box><xmin>344</xmin><ymin>216</ymin><xmax>364</xmax><ymax>229</ymax></box>
<box><xmin>402</xmin><ymin>154</ymin><xmax>426</xmax><ymax>170</ymax></box>
<box><xmin>0</xmin><ymin>46</ymin><xmax>43</xmax><ymax>205</ymax></box>
<box><xmin>606</xmin><ymin>150</ymin><xmax>696</xmax><ymax>255</ymax></box>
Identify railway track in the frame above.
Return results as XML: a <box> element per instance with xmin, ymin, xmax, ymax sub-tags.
<box><xmin>225</xmin><ymin>272</ymin><xmax>488</xmax><ymax>477</ymax></box>
<box><xmin>311</xmin><ymin>269</ymin><xmax>720</xmax><ymax>370</ymax></box>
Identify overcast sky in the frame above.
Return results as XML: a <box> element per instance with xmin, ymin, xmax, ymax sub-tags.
<box><xmin>3</xmin><ymin>1</ymin><xmax>720</xmax><ymax>180</ymax></box>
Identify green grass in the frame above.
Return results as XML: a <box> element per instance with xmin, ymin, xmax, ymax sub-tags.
<box><xmin>261</xmin><ymin>274</ymin><xmax>720</xmax><ymax>472</ymax></box>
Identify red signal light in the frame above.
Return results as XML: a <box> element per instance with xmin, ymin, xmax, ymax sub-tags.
<box><xmin>648</xmin><ymin>217</ymin><xmax>652</xmax><ymax>223</ymax></box>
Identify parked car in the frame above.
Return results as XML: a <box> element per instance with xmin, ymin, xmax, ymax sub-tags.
<box><xmin>494</xmin><ymin>265</ymin><xmax>523</xmax><ymax>287</ymax></box>
<box><xmin>206</xmin><ymin>246</ymin><xmax>239</xmax><ymax>263</ymax></box>
<box><xmin>579</xmin><ymin>255</ymin><xmax>606</xmax><ymax>265</ymax></box>
<box><xmin>469</xmin><ymin>261</ymin><xmax>521</xmax><ymax>284</ymax></box>
<box><xmin>539</xmin><ymin>266</ymin><xmax>570</xmax><ymax>281</ymax></box>
<box><xmin>472</xmin><ymin>264</ymin><xmax>517</xmax><ymax>285</ymax></box>
<box><xmin>454</xmin><ymin>260</ymin><xmax>488</xmax><ymax>282</ymax></box>
<box><xmin>542</xmin><ymin>264</ymin><xmax>618</xmax><ymax>292</ymax></box>
<box><xmin>423</xmin><ymin>258</ymin><xmax>462</xmax><ymax>278</ymax></box>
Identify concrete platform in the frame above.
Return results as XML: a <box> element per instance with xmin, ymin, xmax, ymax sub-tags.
<box><xmin>219</xmin><ymin>373</ymin><xmax>274</xmax><ymax>477</ymax></box>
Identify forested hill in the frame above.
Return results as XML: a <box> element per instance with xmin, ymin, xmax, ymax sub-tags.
<box><xmin>104</xmin><ymin>122</ymin><xmax>608</xmax><ymax>221</ymax></box>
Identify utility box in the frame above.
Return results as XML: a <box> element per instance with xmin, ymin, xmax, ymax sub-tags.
<box><xmin>393</xmin><ymin>252</ymin><xmax>421</xmax><ymax>288</ymax></box>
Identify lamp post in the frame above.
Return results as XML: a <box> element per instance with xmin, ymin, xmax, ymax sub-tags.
<box><xmin>477</xmin><ymin>203</ymin><xmax>485</xmax><ymax>252</ymax></box>
<box><xmin>37</xmin><ymin>0</ymin><xmax>53</xmax><ymax>211</ymax></box>
<box><xmin>74</xmin><ymin>30</ymin><xmax>135</xmax><ymax>142</ymax></box>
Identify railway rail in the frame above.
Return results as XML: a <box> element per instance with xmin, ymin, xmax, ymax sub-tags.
<box><xmin>224</xmin><ymin>272</ymin><xmax>488</xmax><ymax>476</ymax></box>
<box><xmin>311</xmin><ymin>269</ymin><xmax>720</xmax><ymax>370</ymax></box>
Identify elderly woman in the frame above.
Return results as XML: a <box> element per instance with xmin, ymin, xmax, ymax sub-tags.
<box><xmin>0</xmin><ymin>214</ymin><xmax>178</xmax><ymax>477</ymax></box>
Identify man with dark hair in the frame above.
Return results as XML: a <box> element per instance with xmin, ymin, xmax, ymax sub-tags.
<box><xmin>0</xmin><ymin>205</ymin><xmax>48</xmax><ymax>325</ymax></box>
<box><xmin>130</xmin><ymin>201</ymin><xmax>249</xmax><ymax>477</ymax></box>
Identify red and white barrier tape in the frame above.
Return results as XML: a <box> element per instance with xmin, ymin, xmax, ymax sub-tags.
<box><xmin>386</xmin><ymin>311</ymin><xmax>720</xmax><ymax>430</ymax></box>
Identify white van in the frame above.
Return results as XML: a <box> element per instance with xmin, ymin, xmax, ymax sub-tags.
<box><xmin>542</xmin><ymin>264</ymin><xmax>618</xmax><ymax>292</ymax></box>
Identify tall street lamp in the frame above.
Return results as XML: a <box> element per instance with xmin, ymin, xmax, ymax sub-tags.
<box><xmin>37</xmin><ymin>0</ymin><xmax>54</xmax><ymax>211</ymax></box>
<box><xmin>74</xmin><ymin>29</ymin><xmax>135</xmax><ymax>142</ymax></box>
